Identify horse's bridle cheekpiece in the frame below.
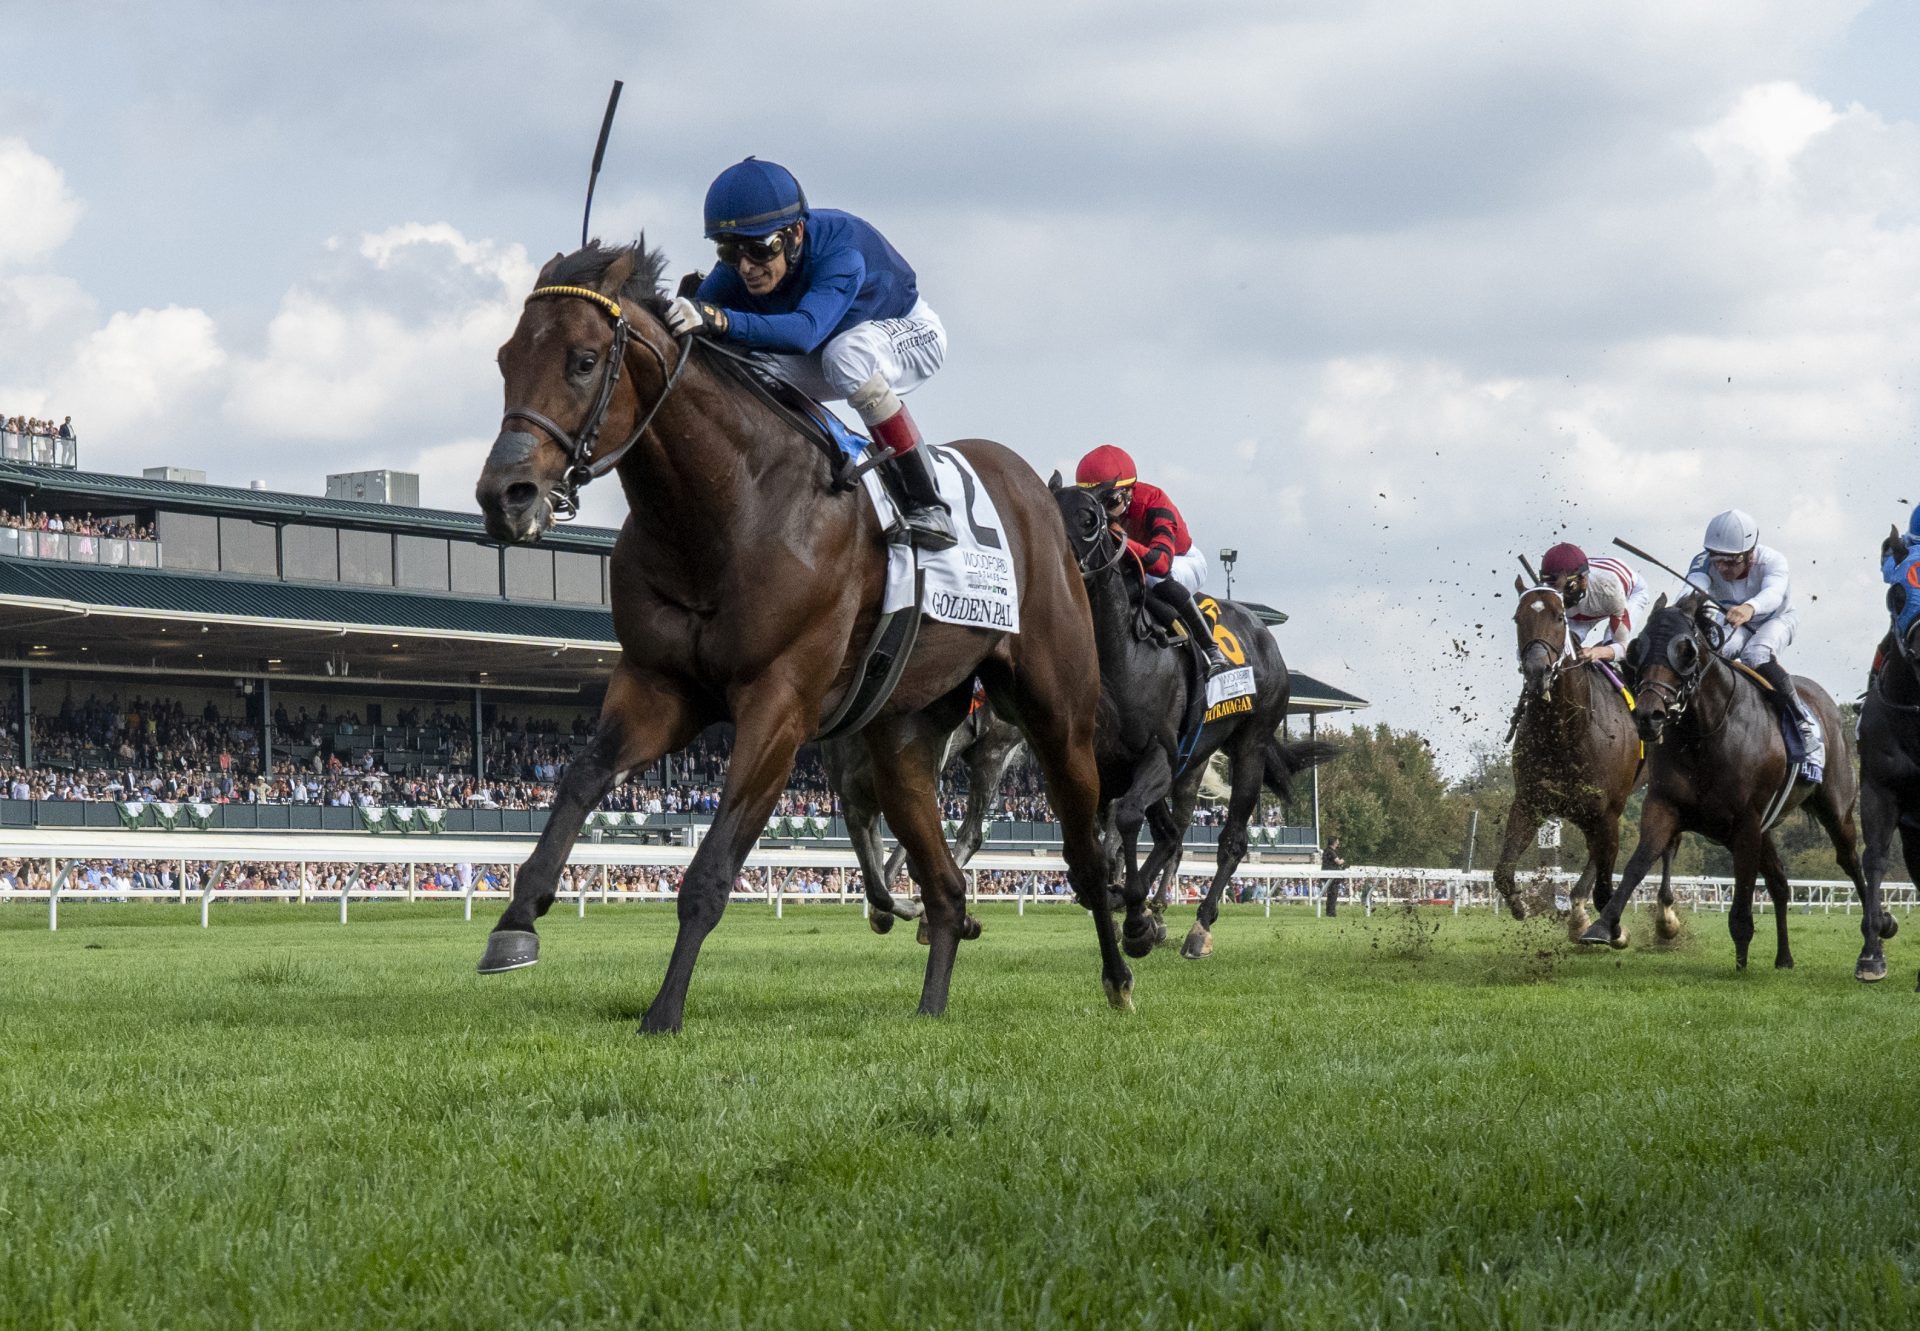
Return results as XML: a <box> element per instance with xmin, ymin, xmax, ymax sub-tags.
<box><xmin>499</xmin><ymin>284</ymin><xmax>692</xmax><ymax>520</ymax></box>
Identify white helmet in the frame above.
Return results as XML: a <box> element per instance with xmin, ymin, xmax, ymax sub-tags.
<box><xmin>1703</xmin><ymin>509</ymin><xmax>1759</xmax><ymax>555</ymax></box>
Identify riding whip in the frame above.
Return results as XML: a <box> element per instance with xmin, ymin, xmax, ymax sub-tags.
<box><xmin>1518</xmin><ymin>554</ymin><xmax>1539</xmax><ymax>585</ymax></box>
<box><xmin>1612</xmin><ymin>537</ymin><xmax>1708</xmax><ymax>592</ymax></box>
<box><xmin>581</xmin><ymin>80</ymin><xmax>624</xmax><ymax>247</ymax></box>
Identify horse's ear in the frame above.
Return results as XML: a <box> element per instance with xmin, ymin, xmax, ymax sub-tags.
<box><xmin>536</xmin><ymin>251</ymin><xmax>566</xmax><ymax>284</ymax></box>
<box><xmin>601</xmin><ymin>250</ymin><xmax>637</xmax><ymax>294</ymax></box>
<box><xmin>1652</xmin><ymin>592</ymin><xmax>1667</xmax><ymax>615</ymax></box>
<box><xmin>1048</xmin><ymin>470</ymin><xmax>1063</xmax><ymax>492</ymax></box>
<box><xmin>1887</xmin><ymin>524</ymin><xmax>1910</xmax><ymax>564</ymax></box>
<box><xmin>1513</xmin><ymin>574</ymin><xmax>1526</xmax><ymax>595</ymax></box>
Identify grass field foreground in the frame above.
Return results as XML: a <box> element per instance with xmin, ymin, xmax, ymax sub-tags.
<box><xmin>3</xmin><ymin>900</ymin><xmax>1917</xmax><ymax>1329</ymax></box>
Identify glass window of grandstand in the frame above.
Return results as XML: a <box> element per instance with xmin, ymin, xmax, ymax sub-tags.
<box><xmin>338</xmin><ymin>528</ymin><xmax>394</xmax><ymax>587</ymax></box>
<box><xmin>554</xmin><ymin>551</ymin><xmax>600</xmax><ymax>605</ymax></box>
<box><xmin>505</xmin><ymin>546</ymin><xmax>554</xmax><ymax>601</ymax></box>
<box><xmin>283</xmin><ymin>524</ymin><xmax>339</xmax><ymax>582</ymax></box>
<box><xmin>450</xmin><ymin>540</ymin><xmax>500</xmax><ymax>597</ymax></box>
<box><xmin>395</xmin><ymin>535</ymin><xmax>450</xmax><ymax>592</ymax></box>
<box><xmin>218</xmin><ymin>516</ymin><xmax>278</xmax><ymax>577</ymax></box>
<box><xmin>156</xmin><ymin>510</ymin><xmax>220</xmax><ymax>572</ymax></box>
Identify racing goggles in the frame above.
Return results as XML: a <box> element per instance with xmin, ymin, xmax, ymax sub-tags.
<box><xmin>1708</xmin><ymin>551</ymin><xmax>1753</xmax><ymax>574</ymax></box>
<box><xmin>715</xmin><ymin>230</ymin><xmax>789</xmax><ymax>267</ymax></box>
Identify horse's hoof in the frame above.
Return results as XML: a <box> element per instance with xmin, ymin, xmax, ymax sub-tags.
<box><xmin>916</xmin><ymin>920</ymin><xmax>931</xmax><ymax>947</ymax></box>
<box><xmin>637</xmin><ymin>1007</ymin><xmax>682</xmax><ymax>1036</ymax></box>
<box><xmin>476</xmin><ymin>929</ymin><xmax>539</xmax><ymax>974</ymax></box>
<box><xmin>1180</xmin><ymin>923</ymin><xmax>1214</xmax><ymax>960</ymax></box>
<box><xmin>1880</xmin><ymin>914</ymin><xmax>1899</xmax><ymax>940</ymax></box>
<box><xmin>869</xmin><ymin>910</ymin><xmax>895</xmax><ymax>936</ymax></box>
<box><xmin>892</xmin><ymin>899</ymin><xmax>924</xmax><ymax>922</ymax></box>
<box><xmin>1505</xmin><ymin>896</ymin><xmax>1527</xmax><ymax>922</ymax></box>
<box><xmin>1655</xmin><ymin>908</ymin><xmax>1681</xmax><ymax>941</ymax></box>
<box><xmin>1102</xmin><ymin>975</ymin><xmax>1135</xmax><ymax>1012</ymax></box>
<box><xmin>1608</xmin><ymin>926</ymin><xmax>1629</xmax><ymax>951</ymax></box>
<box><xmin>1575</xmin><ymin>921</ymin><xmax>1615</xmax><ymax>948</ymax></box>
<box><xmin>1855</xmin><ymin>957</ymin><xmax>1887</xmax><ymax>983</ymax></box>
<box><xmin>1565</xmin><ymin>906</ymin><xmax>1591</xmax><ymax>943</ymax></box>
<box><xmin>1148</xmin><ymin>913</ymin><xmax>1169</xmax><ymax>948</ymax></box>
<box><xmin>1775</xmin><ymin>955</ymin><xmax>1794</xmax><ymax>971</ymax></box>
<box><xmin>1122</xmin><ymin>931</ymin><xmax>1154</xmax><ymax>960</ymax></box>
<box><xmin>959</xmin><ymin>915</ymin><xmax>982</xmax><ymax>942</ymax></box>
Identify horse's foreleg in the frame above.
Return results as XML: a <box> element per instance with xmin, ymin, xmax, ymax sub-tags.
<box><xmin>1140</xmin><ymin>799</ymin><xmax>1184</xmax><ymax>925</ymax></box>
<box><xmin>830</xmin><ymin>740</ymin><xmax>917</xmax><ymax>934</ymax></box>
<box><xmin>1112</xmin><ymin>747</ymin><xmax>1174</xmax><ymax>959</ymax></box>
<box><xmin>1491</xmin><ymin>798</ymin><xmax>1543</xmax><ymax>922</ymax></box>
<box><xmin>1581</xmin><ymin>800</ymin><xmax>1679</xmax><ymax>949</ymax></box>
<box><xmin>1726</xmin><ymin>824</ymin><xmax>1763</xmax><ymax>971</ymax></box>
<box><xmin>639</xmin><ymin>684</ymin><xmax>812</xmax><ymax>1035</ymax></box>
<box><xmin>479</xmin><ymin>664</ymin><xmax>696</xmax><ymax>973</ymax></box>
<box><xmin>1843</xmin><ymin>779</ymin><xmax>1893</xmax><ymax>981</ymax></box>
<box><xmin>1758</xmin><ymin>835</ymin><xmax>1795</xmax><ymax>971</ymax></box>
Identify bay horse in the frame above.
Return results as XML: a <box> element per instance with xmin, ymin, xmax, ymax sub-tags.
<box><xmin>1054</xmin><ymin>480</ymin><xmax>1334</xmax><ymax>959</ymax></box>
<box><xmin>1494</xmin><ymin>579</ymin><xmax>1675</xmax><ymax>942</ymax></box>
<box><xmin>1576</xmin><ymin>592</ymin><xmax>1874</xmax><ymax>972</ymax></box>
<box><xmin>1853</xmin><ymin>525</ymin><xmax>1916</xmax><ymax>982</ymax></box>
<box><xmin>472</xmin><ymin>240</ymin><xmax>1137</xmax><ymax>1029</ymax></box>
<box><xmin>820</xmin><ymin>694</ymin><xmax>1027</xmax><ymax>934</ymax></box>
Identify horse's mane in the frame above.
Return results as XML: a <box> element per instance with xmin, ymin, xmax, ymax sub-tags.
<box><xmin>541</xmin><ymin>238</ymin><xmax>674</xmax><ymax>322</ymax></box>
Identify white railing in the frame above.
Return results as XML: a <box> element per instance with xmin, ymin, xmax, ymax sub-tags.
<box><xmin>0</xmin><ymin>430</ymin><xmax>78</xmax><ymax>468</ymax></box>
<box><xmin>0</xmin><ymin>526</ymin><xmax>161</xmax><ymax>568</ymax></box>
<box><xmin>0</xmin><ymin>832</ymin><xmax>1911</xmax><ymax>931</ymax></box>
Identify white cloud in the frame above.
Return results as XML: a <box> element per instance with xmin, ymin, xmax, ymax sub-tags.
<box><xmin>1693</xmin><ymin>81</ymin><xmax>1842</xmax><ymax>186</ymax></box>
<box><xmin>46</xmin><ymin>307</ymin><xmax>226</xmax><ymax>435</ymax></box>
<box><xmin>0</xmin><ymin>137</ymin><xmax>83</xmax><ymax>265</ymax></box>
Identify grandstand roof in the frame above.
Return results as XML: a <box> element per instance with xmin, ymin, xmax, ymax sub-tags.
<box><xmin>1287</xmin><ymin>669</ymin><xmax>1370</xmax><ymax>714</ymax></box>
<box><xmin>0</xmin><ymin>461</ymin><xmax>619</xmax><ymax>552</ymax></box>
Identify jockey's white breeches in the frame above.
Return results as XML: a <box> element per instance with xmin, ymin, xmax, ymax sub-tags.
<box><xmin>765</xmin><ymin>298</ymin><xmax>947</xmax><ymax>403</ymax></box>
<box><xmin>1717</xmin><ymin>609</ymin><xmax>1797</xmax><ymax>666</ymax></box>
<box><xmin>1146</xmin><ymin>547</ymin><xmax>1210</xmax><ymax>594</ymax></box>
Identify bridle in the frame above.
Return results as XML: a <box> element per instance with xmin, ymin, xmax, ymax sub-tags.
<box><xmin>497</xmin><ymin>284</ymin><xmax>694</xmax><ymax>520</ymax></box>
<box><xmin>1516</xmin><ymin>585</ymin><xmax>1574</xmax><ymax>692</ymax></box>
<box><xmin>1071</xmin><ymin>500</ymin><xmax>1129</xmax><ymax>582</ymax></box>
<box><xmin>1638</xmin><ymin>615</ymin><xmax>1719</xmax><ymax>733</ymax></box>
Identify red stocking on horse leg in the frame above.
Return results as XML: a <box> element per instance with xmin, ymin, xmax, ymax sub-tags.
<box><xmin>639</xmin><ymin>686</ymin><xmax>816</xmax><ymax>1035</ymax></box>
<box><xmin>480</xmin><ymin>662</ymin><xmax>698</xmax><ymax>972</ymax></box>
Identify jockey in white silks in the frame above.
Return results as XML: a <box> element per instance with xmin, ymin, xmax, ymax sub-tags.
<box><xmin>1538</xmin><ymin>543</ymin><xmax>1649</xmax><ymax>665</ymax></box>
<box><xmin>1685</xmin><ymin>508</ymin><xmax>1823</xmax><ymax>781</ymax></box>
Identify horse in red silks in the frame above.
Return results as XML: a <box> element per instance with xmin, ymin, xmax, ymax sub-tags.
<box><xmin>471</xmin><ymin>240</ymin><xmax>1143</xmax><ymax>1030</ymax></box>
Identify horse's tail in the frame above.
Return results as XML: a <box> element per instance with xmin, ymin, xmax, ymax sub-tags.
<box><xmin>1263</xmin><ymin>733</ymin><xmax>1339</xmax><ymax>804</ymax></box>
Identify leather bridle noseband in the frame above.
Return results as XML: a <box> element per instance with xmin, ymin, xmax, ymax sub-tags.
<box><xmin>498</xmin><ymin>284</ymin><xmax>694</xmax><ymax>520</ymax></box>
<box><xmin>1073</xmin><ymin>507</ymin><xmax>1129</xmax><ymax>582</ymax></box>
<box><xmin>1515</xmin><ymin>586</ymin><xmax>1574</xmax><ymax>692</ymax></box>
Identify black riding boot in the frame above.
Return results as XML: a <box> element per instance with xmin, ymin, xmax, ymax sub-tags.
<box><xmin>881</xmin><ymin>447</ymin><xmax>958</xmax><ymax>552</ymax></box>
<box><xmin>1150</xmin><ymin>579</ymin><xmax>1229</xmax><ymax>678</ymax></box>
<box><xmin>1756</xmin><ymin>658</ymin><xmax>1819</xmax><ymax>773</ymax></box>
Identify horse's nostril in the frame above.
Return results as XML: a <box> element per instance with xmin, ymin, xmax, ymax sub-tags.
<box><xmin>503</xmin><ymin>481</ymin><xmax>539</xmax><ymax>511</ymax></box>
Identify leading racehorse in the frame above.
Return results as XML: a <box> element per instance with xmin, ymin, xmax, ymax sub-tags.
<box><xmin>1577</xmin><ymin>592</ymin><xmax>1874</xmax><ymax>972</ymax></box>
<box><xmin>1854</xmin><ymin>525</ymin><xmax>1916</xmax><ymax>982</ymax></box>
<box><xmin>1494</xmin><ymin>579</ymin><xmax>1675</xmax><ymax>942</ymax></box>
<box><xmin>471</xmin><ymin>240</ymin><xmax>1133</xmax><ymax>1029</ymax></box>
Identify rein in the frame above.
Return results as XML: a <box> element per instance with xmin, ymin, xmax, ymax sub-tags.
<box><xmin>499</xmin><ymin>284</ymin><xmax>693</xmax><ymax>520</ymax></box>
<box><xmin>1076</xmin><ymin>520</ymin><xmax>1130</xmax><ymax>583</ymax></box>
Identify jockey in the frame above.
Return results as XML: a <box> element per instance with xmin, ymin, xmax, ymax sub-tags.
<box><xmin>1686</xmin><ymin>509</ymin><xmax>1821</xmax><ymax>779</ymax></box>
<box><xmin>1075</xmin><ymin>445</ymin><xmax>1229</xmax><ymax>678</ymax></box>
<box><xmin>1538</xmin><ymin>542</ymin><xmax>1649</xmax><ymax>665</ymax></box>
<box><xmin>666</xmin><ymin>158</ymin><xmax>956</xmax><ymax>550</ymax></box>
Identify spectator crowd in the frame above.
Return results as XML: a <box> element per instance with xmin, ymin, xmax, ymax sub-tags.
<box><xmin>1</xmin><ymin>509</ymin><xmax>154</xmax><ymax>541</ymax></box>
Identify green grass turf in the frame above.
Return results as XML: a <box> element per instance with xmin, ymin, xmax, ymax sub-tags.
<box><xmin>2</xmin><ymin>898</ymin><xmax>1917</xmax><ymax>1329</ymax></box>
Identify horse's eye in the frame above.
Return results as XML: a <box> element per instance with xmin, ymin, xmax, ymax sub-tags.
<box><xmin>570</xmin><ymin>349</ymin><xmax>598</xmax><ymax>376</ymax></box>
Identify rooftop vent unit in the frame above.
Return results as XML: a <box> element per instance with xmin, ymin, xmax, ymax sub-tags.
<box><xmin>325</xmin><ymin>469</ymin><xmax>420</xmax><ymax>507</ymax></box>
<box><xmin>144</xmin><ymin>465</ymin><xmax>207</xmax><ymax>485</ymax></box>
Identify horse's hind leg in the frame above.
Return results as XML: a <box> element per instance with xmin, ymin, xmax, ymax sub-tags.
<box><xmin>1113</xmin><ymin>747</ymin><xmax>1175</xmax><ymax>959</ymax></box>
<box><xmin>1653</xmin><ymin>848</ymin><xmax>1680</xmax><ymax>940</ymax></box>
<box><xmin>824</xmin><ymin>740</ymin><xmax>917</xmax><ymax>935</ymax></box>
<box><xmin>1759</xmin><ymin>835</ymin><xmax>1794</xmax><ymax>971</ymax></box>
<box><xmin>1184</xmin><ymin>734</ymin><xmax>1263</xmax><ymax>960</ymax></box>
<box><xmin>479</xmin><ymin>664</ymin><xmax>696</xmax><ymax>974</ymax></box>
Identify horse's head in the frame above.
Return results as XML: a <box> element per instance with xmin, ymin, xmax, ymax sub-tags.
<box><xmin>476</xmin><ymin>241</ymin><xmax>675</xmax><ymax>544</ymax></box>
<box><xmin>1512</xmin><ymin>576</ymin><xmax>1569</xmax><ymax>701</ymax></box>
<box><xmin>1886</xmin><ymin>524</ymin><xmax>1920</xmax><ymax>672</ymax></box>
<box><xmin>1051</xmin><ymin>473</ymin><xmax>1119</xmax><ymax>575</ymax></box>
<box><xmin>1631</xmin><ymin>591</ymin><xmax>1714</xmax><ymax>743</ymax></box>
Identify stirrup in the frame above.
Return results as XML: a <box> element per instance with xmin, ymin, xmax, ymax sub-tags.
<box><xmin>904</xmin><ymin>507</ymin><xmax>958</xmax><ymax>551</ymax></box>
<box><xmin>1202</xmin><ymin>647</ymin><xmax>1231</xmax><ymax>679</ymax></box>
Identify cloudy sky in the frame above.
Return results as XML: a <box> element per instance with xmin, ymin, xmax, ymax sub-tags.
<box><xmin>4</xmin><ymin>0</ymin><xmax>1918</xmax><ymax>768</ymax></box>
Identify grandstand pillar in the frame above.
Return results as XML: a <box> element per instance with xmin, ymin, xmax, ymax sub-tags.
<box><xmin>472</xmin><ymin>687</ymin><xmax>485</xmax><ymax>781</ymax></box>
<box><xmin>1308</xmin><ymin>713</ymin><xmax>1321</xmax><ymax>849</ymax></box>
<box><xmin>259</xmin><ymin>676</ymin><xmax>273</xmax><ymax>778</ymax></box>
<box><xmin>17</xmin><ymin>667</ymin><xmax>30</xmax><ymax>768</ymax></box>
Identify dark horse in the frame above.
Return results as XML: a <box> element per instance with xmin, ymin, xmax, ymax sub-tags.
<box><xmin>1494</xmin><ymin>579</ymin><xmax>1675</xmax><ymax>943</ymax></box>
<box><xmin>1054</xmin><ymin>480</ymin><xmax>1334</xmax><ymax>959</ymax></box>
<box><xmin>1853</xmin><ymin>525</ymin><xmax>1916</xmax><ymax>982</ymax></box>
<box><xmin>821</xmin><ymin>694</ymin><xmax>1027</xmax><ymax>934</ymax></box>
<box><xmin>1576</xmin><ymin>592</ymin><xmax>1875</xmax><ymax>972</ymax></box>
<box><xmin>472</xmin><ymin>240</ymin><xmax>1136</xmax><ymax>1028</ymax></box>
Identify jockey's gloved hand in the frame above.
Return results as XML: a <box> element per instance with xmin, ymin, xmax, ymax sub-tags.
<box><xmin>666</xmin><ymin>296</ymin><xmax>728</xmax><ymax>338</ymax></box>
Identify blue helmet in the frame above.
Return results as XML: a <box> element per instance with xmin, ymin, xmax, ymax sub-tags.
<box><xmin>703</xmin><ymin>158</ymin><xmax>807</xmax><ymax>238</ymax></box>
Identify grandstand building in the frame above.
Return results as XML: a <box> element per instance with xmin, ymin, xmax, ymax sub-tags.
<box><xmin>0</xmin><ymin>455</ymin><xmax>1366</xmax><ymax>851</ymax></box>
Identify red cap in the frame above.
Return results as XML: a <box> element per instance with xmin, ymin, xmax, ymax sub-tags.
<box><xmin>1540</xmin><ymin>542</ymin><xmax>1588</xmax><ymax>577</ymax></box>
<box><xmin>1076</xmin><ymin>445</ymin><xmax>1137</xmax><ymax>488</ymax></box>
